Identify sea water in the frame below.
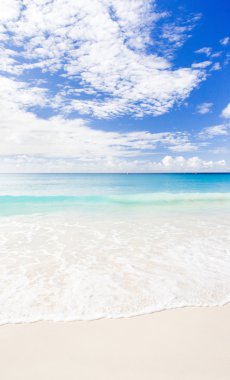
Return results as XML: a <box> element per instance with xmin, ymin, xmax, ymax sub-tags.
<box><xmin>0</xmin><ymin>173</ymin><xmax>230</xmax><ymax>324</ymax></box>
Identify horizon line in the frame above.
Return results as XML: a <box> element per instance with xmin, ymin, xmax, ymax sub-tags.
<box><xmin>0</xmin><ymin>172</ymin><xmax>230</xmax><ymax>175</ymax></box>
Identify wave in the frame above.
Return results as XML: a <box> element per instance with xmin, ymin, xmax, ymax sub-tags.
<box><xmin>0</xmin><ymin>192</ymin><xmax>230</xmax><ymax>205</ymax></box>
<box><xmin>0</xmin><ymin>210</ymin><xmax>230</xmax><ymax>324</ymax></box>
<box><xmin>109</xmin><ymin>192</ymin><xmax>230</xmax><ymax>204</ymax></box>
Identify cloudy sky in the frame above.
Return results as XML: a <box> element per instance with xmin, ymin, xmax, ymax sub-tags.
<box><xmin>0</xmin><ymin>0</ymin><xmax>229</xmax><ymax>172</ymax></box>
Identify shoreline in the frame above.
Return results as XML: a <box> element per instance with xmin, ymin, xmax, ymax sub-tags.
<box><xmin>0</xmin><ymin>302</ymin><xmax>230</xmax><ymax>326</ymax></box>
<box><xmin>1</xmin><ymin>305</ymin><xmax>230</xmax><ymax>380</ymax></box>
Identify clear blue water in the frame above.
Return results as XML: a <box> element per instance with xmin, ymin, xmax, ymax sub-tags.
<box><xmin>1</xmin><ymin>173</ymin><xmax>230</xmax><ymax>194</ymax></box>
<box><xmin>0</xmin><ymin>173</ymin><xmax>230</xmax><ymax>215</ymax></box>
<box><xmin>1</xmin><ymin>173</ymin><xmax>230</xmax><ymax>323</ymax></box>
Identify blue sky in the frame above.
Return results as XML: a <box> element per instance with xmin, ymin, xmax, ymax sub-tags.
<box><xmin>0</xmin><ymin>0</ymin><xmax>229</xmax><ymax>172</ymax></box>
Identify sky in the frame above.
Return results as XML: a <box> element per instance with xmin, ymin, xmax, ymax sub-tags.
<box><xmin>0</xmin><ymin>0</ymin><xmax>229</xmax><ymax>173</ymax></box>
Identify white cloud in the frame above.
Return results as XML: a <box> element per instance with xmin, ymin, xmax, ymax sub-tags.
<box><xmin>220</xmin><ymin>37</ymin><xmax>230</xmax><ymax>46</ymax></box>
<box><xmin>0</xmin><ymin>1</ymin><xmax>228</xmax><ymax>173</ymax></box>
<box><xmin>211</xmin><ymin>51</ymin><xmax>222</xmax><ymax>58</ymax></box>
<box><xmin>192</xmin><ymin>61</ymin><xmax>212</xmax><ymax>69</ymax></box>
<box><xmin>210</xmin><ymin>147</ymin><xmax>229</xmax><ymax>155</ymax></box>
<box><xmin>0</xmin><ymin>75</ymin><xmax>227</xmax><ymax>173</ymax></box>
<box><xmin>0</xmin><ymin>74</ymin><xmax>228</xmax><ymax>172</ymax></box>
<box><xmin>0</xmin><ymin>154</ymin><xmax>226</xmax><ymax>173</ymax></box>
<box><xmin>161</xmin><ymin>155</ymin><xmax>226</xmax><ymax>171</ymax></box>
<box><xmin>168</xmin><ymin>143</ymin><xmax>198</xmax><ymax>152</ymax></box>
<box><xmin>221</xmin><ymin>103</ymin><xmax>230</xmax><ymax>119</ymax></box>
<box><xmin>0</xmin><ymin>0</ymin><xmax>21</xmax><ymax>23</ymax></box>
<box><xmin>0</xmin><ymin>74</ymin><xmax>219</xmax><ymax>172</ymax></box>
<box><xmin>196</xmin><ymin>102</ymin><xmax>213</xmax><ymax>115</ymax></box>
<box><xmin>162</xmin><ymin>24</ymin><xmax>191</xmax><ymax>48</ymax></box>
<box><xmin>210</xmin><ymin>62</ymin><xmax>222</xmax><ymax>71</ymax></box>
<box><xmin>195</xmin><ymin>47</ymin><xmax>212</xmax><ymax>57</ymax></box>
<box><xmin>199</xmin><ymin>124</ymin><xmax>230</xmax><ymax>138</ymax></box>
<box><xmin>194</xmin><ymin>46</ymin><xmax>226</xmax><ymax>73</ymax></box>
<box><xmin>0</xmin><ymin>75</ymin><xmax>199</xmax><ymax>158</ymax></box>
<box><xmin>0</xmin><ymin>76</ymin><xmax>48</xmax><ymax>110</ymax></box>
<box><xmin>195</xmin><ymin>49</ymin><xmax>223</xmax><ymax>60</ymax></box>
<box><xmin>0</xmin><ymin>0</ymin><xmax>206</xmax><ymax>118</ymax></box>
<box><xmin>160</xmin><ymin>14</ymin><xmax>201</xmax><ymax>54</ymax></box>
<box><xmin>0</xmin><ymin>99</ymin><xmax>227</xmax><ymax>173</ymax></box>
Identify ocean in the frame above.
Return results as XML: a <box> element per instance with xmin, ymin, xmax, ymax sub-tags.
<box><xmin>0</xmin><ymin>173</ymin><xmax>230</xmax><ymax>324</ymax></box>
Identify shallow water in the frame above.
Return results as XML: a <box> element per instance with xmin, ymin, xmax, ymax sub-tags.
<box><xmin>0</xmin><ymin>174</ymin><xmax>230</xmax><ymax>323</ymax></box>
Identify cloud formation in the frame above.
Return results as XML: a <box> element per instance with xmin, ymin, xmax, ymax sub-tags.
<box><xmin>196</xmin><ymin>102</ymin><xmax>213</xmax><ymax>115</ymax></box>
<box><xmin>195</xmin><ymin>47</ymin><xmax>212</xmax><ymax>57</ymax></box>
<box><xmin>199</xmin><ymin>124</ymin><xmax>230</xmax><ymax>139</ymax></box>
<box><xmin>0</xmin><ymin>70</ymin><xmax>228</xmax><ymax>172</ymax></box>
<box><xmin>0</xmin><ymin>0</ymin><xmax>206</xmax><ymax>118</ymax></box>
<box><xmin>0</xmin><ymin>1</ymin><xmax>229</xmax><ymax>173</ymax></box>
<box><xmin>161</xmin><ymin>155</ymin><xmax>226</xmax><ymax>172</ymax></box>
<box><xmin>221</xmin><ymin>103</ymin><xmax>230</xmax><ymax>119</ymax></box>
<box><xmin>0</xmin><ymin>154</ymin><xmax>226</xmax><ymax>173</ymax></box>
<box><xmin>220</xmin><ymin>37</ymin><xmax>230</xmax><ymax>46</ymax></box>
<box><xmin>0</xmin><ymin>76</ymin><xmax>228</xmax><ymax>173</ymax></box>
<box><xmin>0</xmin><ymin>76</ymin><xmax>199</xmax><ymax>159</ymax></box>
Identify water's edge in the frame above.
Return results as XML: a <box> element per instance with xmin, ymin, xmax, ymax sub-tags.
<box><xmin>1</xmin><ymin>302</ymin><xmax>230</xmax><ymax>326</ymax></box>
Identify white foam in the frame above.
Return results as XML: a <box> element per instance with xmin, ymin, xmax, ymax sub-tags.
<box><xmin>0</xmin><ymin>209</ymin><xmax>230</xmax><ymax>324</ymax></box>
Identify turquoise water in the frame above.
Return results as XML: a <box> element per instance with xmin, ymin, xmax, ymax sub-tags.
<box><xmin>1</xmin><ymin>173</ymin><xmax>230</xmax><ymax>195</ymax></box>
<box><xmin>0</xmin><ymin>173</ymin><xmax>230</xmax><ymax>215</ymax></box>
<box><xmin>0</xmin><ymin>173</ymin><xmax>230</xmax><ymax>323</ymax></box>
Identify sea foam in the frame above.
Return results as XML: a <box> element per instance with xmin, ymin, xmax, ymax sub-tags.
<box><xmin>0</xmin><ymin>173</ymin><xmax>230</xmax><ymax>324</ymax></box>
<box><xmin>0</xmin><ymin>207</ymin><xmax>230</xmax><ymax>324</ymax></box>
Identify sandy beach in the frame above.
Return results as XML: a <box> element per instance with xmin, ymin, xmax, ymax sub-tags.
<box><xmin>0</xmin><ymin>305</ymin><xmax>230</xmax><ymax>380</ymax></box>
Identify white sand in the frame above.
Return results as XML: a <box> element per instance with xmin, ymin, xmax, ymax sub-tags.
<box><xmin>0</xmin><ymin>305</ymin><xmax>230</xmax><ymax>380</ymax></box>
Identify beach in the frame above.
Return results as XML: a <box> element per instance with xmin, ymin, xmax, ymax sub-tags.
<box><xmin>0</xmin><ymin>174</ymin><xmax>230</xmax><ymax>379</ymax></box>
<box><xmin>0</xmin><ymin>305</ymin><xmax>230</xmax><ymax>380</ymax></box>
<box><xmin>1</xmin><ymin>0</ymin><xmax>230</xmax><ymax>377</ymax></box>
